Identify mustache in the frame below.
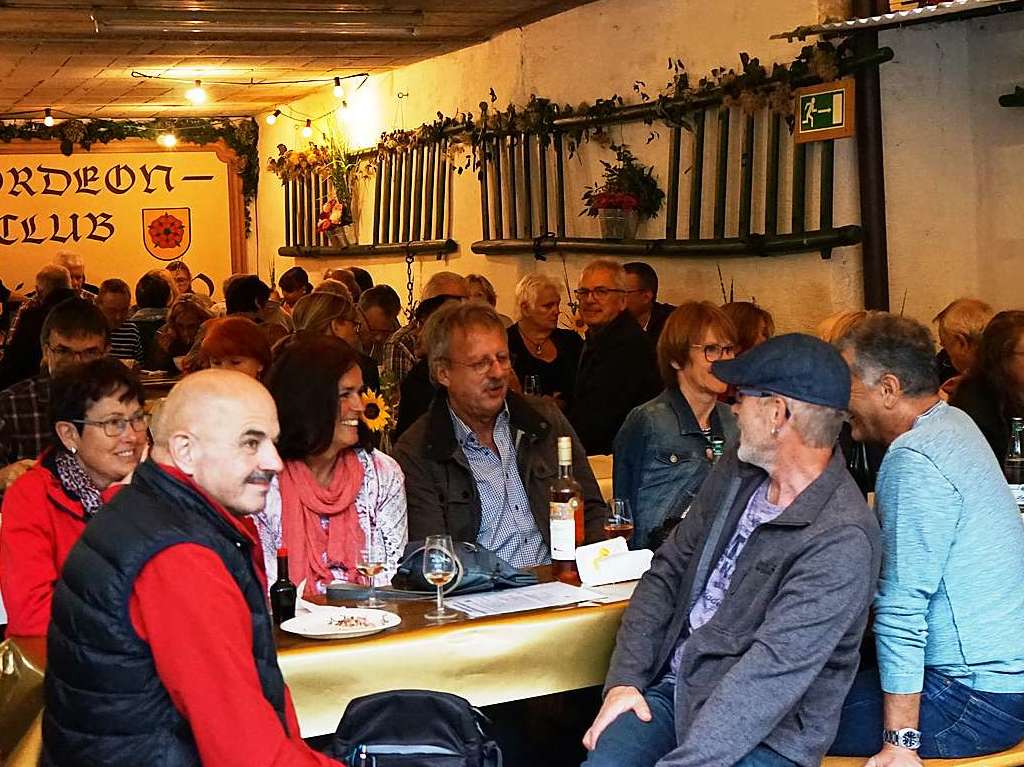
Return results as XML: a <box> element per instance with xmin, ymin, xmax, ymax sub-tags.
<box><xmin>245</xmin><ymin>470</ymin><xmax>276</xmax><ymax>485</ymax></box>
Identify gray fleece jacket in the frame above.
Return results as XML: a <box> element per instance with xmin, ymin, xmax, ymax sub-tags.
<box><xmin>604</xmin><ymin>447</ymin><xmax>881</xmax><ymax>767</ymax></box>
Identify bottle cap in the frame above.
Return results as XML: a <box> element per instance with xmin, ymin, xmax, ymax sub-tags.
<box><xmin>557</xmin><ymin>436</ymin><xmax>572</xmax><ymax>465</ymax></box>
<box><xmin>276</xmin><ymin>546</ymin><xmax>288</xmax><ymax>557</ymax></box>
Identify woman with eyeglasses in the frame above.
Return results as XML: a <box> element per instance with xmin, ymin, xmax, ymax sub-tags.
<box><xmin>259</xmin><ymin>334</ymin><xmax>407</xmax><ymax>597</ymax></box>
<box><xmin>0</xmin><ymin>358</ymin><xmax>148</xmax><ymax>635</ymax></box>
<box><xmin>290</xmin><ymin>290</ymin><xmax>380</xmax><ymax>394</ymax></box>
<box><xmin>613</xmin><ymin>302</ymin><xmax>740</xmax><ymax>550</ymax></box>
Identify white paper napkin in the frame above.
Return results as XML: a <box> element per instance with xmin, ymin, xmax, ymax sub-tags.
<box><xmin>575</xmin><ymin>538</ymin><xmax>653</xmax><ymax>587</ymax></box>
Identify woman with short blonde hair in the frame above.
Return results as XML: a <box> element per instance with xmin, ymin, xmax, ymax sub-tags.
<box><xmin>507</xmin><ymin>273</ymin><xmax>582</xmax><ymax>409</ymax></box>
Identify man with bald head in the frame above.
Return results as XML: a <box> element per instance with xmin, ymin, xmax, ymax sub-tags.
<box><xmin>382</xmin><ymin>270</ymin><xmax>469</xmax><ymax>392</ymax></box>
<box><xmin>43</xmin><ymin>370</ymin><xmax>343</xmax><ymax>767</ymax></box>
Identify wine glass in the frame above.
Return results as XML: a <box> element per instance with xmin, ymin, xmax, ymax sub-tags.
<box><xmin>356</xmin><ymin>534</ymin><xmax>385</xmax><ymax>608</ymax></box>
<box><xmin>603</xmin><ymin>498</ymin><xmax>635</xmax><ymax>544</ymax></box>
<box><xmin>422</xmin><ymin>534</ymin><xmax>459</xmax><ymax>621</ymax></box>
<box><xmin>523</xmin><ymin>375</ymin><xmax>542</xmax><ymax>397</ymax></box>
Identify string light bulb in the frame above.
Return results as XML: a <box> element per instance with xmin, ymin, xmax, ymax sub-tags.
<box><xmin>157</xmin><ymin>132</ymin><xmax>177</xmax><ymax>148</ymax></box>
<box><xmin>265</xmin><ymin>109</ymin><xmax>281</xmax><ymax>126</ymax></box>
<box><xmin>43</xmin><ymin>108</ymin><xmax>54</xmax><ymax>127</ymax></box>
<box><xmin>185</xmin><ymin>80</ymin><xmax>207</xmax><ymax>105</ymax></box>
<box><xmin>333</xmin><ymin>77</ymin><xmax>344</xmax><ymax>99</ymax></box>
<box><xmin>302</xmin><ymin>118</ymin><xmax>313</xmax><ymax>138</ymax></box>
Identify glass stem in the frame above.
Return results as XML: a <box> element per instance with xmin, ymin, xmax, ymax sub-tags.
<box><xmin>369</xmin><ymin>579</ymin><xmax>376</xmax><ymax>602</ymax></box>
<box><xmin>436</xmin><ymin>584</ymin><xmax>444</xmax><ymax>614</ymax></box>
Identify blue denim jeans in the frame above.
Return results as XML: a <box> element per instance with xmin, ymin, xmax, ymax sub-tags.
<box><xmin>582</xmin><ymin>677</ymin><xmax>797</xmax><ymax>767</ymax></box>
<box><xmin>829</xmin><ymin>667</ymin><xmax>1024</xmax><ymax>758</ymax></box>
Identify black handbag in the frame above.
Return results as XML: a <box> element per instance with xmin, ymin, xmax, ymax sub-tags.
<box><xmin>392</xmin><ymin>541</ymin><xmax>538</xmax><ymax>595</ymax></box>
<box><xmin>329</xmin><ymin>689</ymin><xmax>502</xmax><ymax>767</ymax></box>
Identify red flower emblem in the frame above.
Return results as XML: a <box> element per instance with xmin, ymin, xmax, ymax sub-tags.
<box><xmin>148</xmin><ymin>212</ymin><xmax>185</xmax><ymax>249</ymax></box>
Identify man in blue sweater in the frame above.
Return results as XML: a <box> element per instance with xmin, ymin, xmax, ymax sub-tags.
<box><xmin>831</xmin><ymin>313</ymin><xmax>1024</xmax><ymax>765</ymax></box>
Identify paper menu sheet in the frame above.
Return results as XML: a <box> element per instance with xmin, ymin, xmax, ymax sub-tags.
<box><xmin>445</xmin><ymin>581</ymin><xmax>606</xmax><ymax>619</ymax></box>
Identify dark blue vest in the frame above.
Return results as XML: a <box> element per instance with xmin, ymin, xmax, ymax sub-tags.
<box><xmin>42</xmin><ymin>460</ymin><xmax>288</xmax><ymax>767</ymax></box>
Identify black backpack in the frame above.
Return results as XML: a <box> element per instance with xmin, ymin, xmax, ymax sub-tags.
<box><xmin>329</xmin><ymin>689</ymin><xmax>503</xmax><ymax>767</ymax></box>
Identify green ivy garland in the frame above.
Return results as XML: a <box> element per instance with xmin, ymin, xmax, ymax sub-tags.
<box><xmin>0</xmin><ymin>116</ymin><xmax>260</xmax><ymax>234</ymax></box>
<box><xmin>366</xmin><ymin>41</ymin><xmax>850</xmax><ymax>175</ymax></box>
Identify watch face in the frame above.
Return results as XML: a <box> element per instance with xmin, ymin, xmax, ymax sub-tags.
<box><xmin>901</xmin><ymin>731</ymin><xmax>921</xmax><ymax>749</ymax></box>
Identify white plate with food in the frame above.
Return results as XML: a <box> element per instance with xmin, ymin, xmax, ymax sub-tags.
<box><xmin>280</xmin><ymin>608</ymin><xmax>401</xmax><ymax>640</ymax></box>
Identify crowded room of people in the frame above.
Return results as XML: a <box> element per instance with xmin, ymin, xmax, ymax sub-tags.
<box><xmin>1</xmin><ymin>1</ymin><xmax>1023</xmax><ymax>765</ymax></box>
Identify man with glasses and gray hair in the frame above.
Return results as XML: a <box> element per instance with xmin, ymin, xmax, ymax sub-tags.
<box><xmin>569</xmin><ymin>258</ymin><xmax>660</xmax><ymax>455</ymax></box>
<box><xmin>584</xmin><ymin>333</ymin><xmax>880</xmax><ymax>767</ymax></box>
<box><xmin>394</xmin><ymin>300</ymin><xmax>606</xmax><ymax>566</ymax></box>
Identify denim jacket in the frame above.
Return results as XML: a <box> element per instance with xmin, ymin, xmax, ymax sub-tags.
<box><xmin>613</xmin><ymin>388</ymin><xmax>738</xmax><ymax>549</ymax></box>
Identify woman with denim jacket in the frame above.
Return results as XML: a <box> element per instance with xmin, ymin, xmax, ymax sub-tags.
<box><xmin>613</xmin><ymin>302</ymin><xmax>739</xmax><ymax>549</ymax></box>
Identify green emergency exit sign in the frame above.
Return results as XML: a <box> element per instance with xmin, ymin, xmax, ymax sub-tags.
<box><xmin>794</xmin><ymin>78</ymin><xmax>855</xmax><ymax>144</ymax></box>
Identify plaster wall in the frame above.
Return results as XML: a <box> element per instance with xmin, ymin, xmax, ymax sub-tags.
<box><xmin>255</xmin><ymin>0</ymin><xmax>1023</xmax><ymax>333</ymax></box>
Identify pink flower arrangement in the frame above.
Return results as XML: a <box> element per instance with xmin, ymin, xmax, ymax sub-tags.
<box><xmin>316</xmin><ymin>199</ymin><xmax>353</xmax><ymax>233</ymax></box>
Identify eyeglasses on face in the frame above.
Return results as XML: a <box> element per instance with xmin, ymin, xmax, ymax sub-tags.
<box><xmin>445</xmin><ymin>353</ymin><xmax>513</xmax><ymax>376</ymax></box>
<box><xmin>46</xmin><ymin>344</ymin><xmax>105</xmax><ymax>361</ymax></box>
<box><xmin>573</xmin><ymin>287</ymin><xmax>626</xmax><ymax>301</ymax></box>
<box><xmin>71</xmin><ymin>412</ymin><xmax>148</xmax><ymax>438</ymax></box>
<box><xmin>691</xmin><ymin>343</ymin><xmax>736</xmax><ymax>362</ymax></box>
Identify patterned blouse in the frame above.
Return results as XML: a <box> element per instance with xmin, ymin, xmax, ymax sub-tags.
<box><xmin>254</xmin><ymin>448</ymin><xmax>408</xmax><ymax>593</ymax></box>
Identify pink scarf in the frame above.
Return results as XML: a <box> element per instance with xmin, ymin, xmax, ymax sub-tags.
<box><xmin>280</xmin><ymin>451</ymin><xmax>366</xmax><ymax>597</ymax></box>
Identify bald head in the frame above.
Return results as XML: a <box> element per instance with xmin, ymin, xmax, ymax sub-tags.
<box><xmin>422</xmin><ymin>271</ymin><xmax>469</xmax><ymax>301</ymax></box>
<box><xmin>151</xmin><ymin>369</ymin><xmax>283</xmax><ymax>516</ymax></box>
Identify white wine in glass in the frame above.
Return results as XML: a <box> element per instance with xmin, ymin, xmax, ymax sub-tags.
<box><xmin>357</xmin><ymin>536</ymin><xmax>385</xmax><ymax>608</ymax></box>
<box><xmin>422</xmin><ymin>534</ymin><xmax>459</xmax><ymax>621</ymax></box>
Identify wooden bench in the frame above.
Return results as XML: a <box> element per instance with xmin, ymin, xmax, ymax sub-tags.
<box><xmin>823</xmin><ymin>740</ymin><xmax>1024</xmax><ymax>766</ymax></box>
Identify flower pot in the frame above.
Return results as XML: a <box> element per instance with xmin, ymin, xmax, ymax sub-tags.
<box><xmin>328</xmin><ymin>225</ymin><xmax>356</xmax><ymax>248</ymax></box>
<box><xmin>597</xmin><ymin>208</ymin><xmax>639</xmax><ymax>240</ymax></box>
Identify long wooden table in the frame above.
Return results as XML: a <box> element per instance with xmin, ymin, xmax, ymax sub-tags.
<box><xmin>2</xmin><ymin>571</ymin><xmax>629</xmax><ymax>760</ymax></box>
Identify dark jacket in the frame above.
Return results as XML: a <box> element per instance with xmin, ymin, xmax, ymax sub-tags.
<box><xmin>0</xmin><ymin>287</ymin><xmax>77</xmax><ymax>390</ymax></box>
<box><xmin>393</xmin><ymin>390</ymin><xmax>607</xmax><ymax>547</ymax></box>
<box><xmin>644</xmin><ymin>300</ymin><xmax>676</xmax><ymax>341</ymax></box>
<box><xmin>950</xmin><ymin>374</ymin><xmax>1014</xmax><ymax>462</ymax></box>
<box><xmin>604</xmin><ymin>448</ymin><xmax>880</xmax><ymax>767</ymax></box>
<box><xmin>613</xmin><ymin>388</ymin><xmax>738</xmax><ymax>549</ymax></box>
<box><xmin>507</xmin><ymin>325</ymin><xmax>584</xmax><ymax>407</ymax></box>
<box><xmin>42</xmin><ymin>460</ymin><xmax>288</xmax><ymax>766</ymax></box>
<box><xmin>569</xmin><ymin>310</ymin><xmax>661</xmax><ymax>455</ymax></box>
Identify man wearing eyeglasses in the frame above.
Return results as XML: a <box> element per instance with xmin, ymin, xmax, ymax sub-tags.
<box><xmin>394</xmin><ymin>301</ymin><xmax>606</xmax><ymax>566</ymax></box>
<box><xmin>584</xmin><ymin>334</ymin><xmax>880</xmax><ymax>767</ymax></box>
<box><xmin>0</xmin><ymin>298</ymin><xmax>108</xmax><ymax>491</ymax></box>
<box><xmin>568</xmin><ymin>259</ymin><xmax>661</xmax><ymax>455</ymax></box>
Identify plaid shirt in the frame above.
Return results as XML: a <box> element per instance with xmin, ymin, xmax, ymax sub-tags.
<box><xmin>0</xmin><ymin>375</ymin><xmax>53</xmax><ymax>465</ymax></box>
<box><xmin>381</xmin><ymin>324</ymin><xmax>419</xmax><ymax>391</ymax></box>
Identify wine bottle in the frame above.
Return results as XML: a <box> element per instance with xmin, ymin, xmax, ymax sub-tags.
<box><xmin>270</xmin><ymin>546</ymin><xmax>297</xmax><ymax>624</ymax></box>
<box><xmin>549</xmin><ymin>436</ymin><xmax>583</xmax><ymax>583</ymax></box>
<box><xmin>1005</xmin><ymin>418</ymin><xmax>1024</xmax><ymax>515</ymax></box>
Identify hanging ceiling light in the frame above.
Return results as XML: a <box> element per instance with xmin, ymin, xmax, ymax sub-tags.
<box><xmin>302</xmin><ymin>119</ymin><xmax>313</xmax><ymax>138</ymax></box>
<box><xmin>185</xmin><ymin>79</ymin><xmax>207</xmax><ymax>104</ymax></box>
<box><xmin>333</xmin><ymin>77</ymin><xmax>345</xmax><ymax>99</ymax></box>
<box><xmin>265</xmin><ymin>109</ymin><xmax>281</xmax><ymax>126</ymax></box>
<box><xmin>43</xmin><ymin>108</ymin><xmax>54</xmax><ymax>127</ymax></box>
<box><xmin>157</xmin><ymin>132</ymin><xmax>177</xmax><ymax>148</ymax></box>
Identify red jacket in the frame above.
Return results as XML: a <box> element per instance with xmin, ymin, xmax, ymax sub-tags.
<box><xmin>0</xmin><ymin>455</ymin><xmax>120</xmax><ymax>636</ymax></box>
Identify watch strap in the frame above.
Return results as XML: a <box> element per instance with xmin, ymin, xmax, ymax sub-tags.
<box><xmin>883</xmin><ymin>728</ymin><xmax>922</xmax><ymax>751</ymax></box>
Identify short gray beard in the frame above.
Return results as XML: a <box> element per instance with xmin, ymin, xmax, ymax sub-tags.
<box><xmin>738</xmin><ymin>440</ymin><xmax>775</xmax><ymax>473</ymax></box>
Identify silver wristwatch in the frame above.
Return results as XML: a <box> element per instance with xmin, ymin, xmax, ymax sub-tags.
<box><xmin>883</xmin><ymin>728</ymin><xmax>921</xmax><ymax>750</ymax></box>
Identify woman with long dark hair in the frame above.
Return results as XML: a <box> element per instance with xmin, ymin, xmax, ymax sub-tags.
<box><xmin>257</xmin><ymin>333</ymin><xmax>406</xmax><ymax>597</ymax></box>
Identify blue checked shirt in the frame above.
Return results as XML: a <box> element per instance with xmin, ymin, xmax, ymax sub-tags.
<box><xmin>449</xmin><ymin>404</ymin><xmax>550</xmax><ymax>568</ymax></box>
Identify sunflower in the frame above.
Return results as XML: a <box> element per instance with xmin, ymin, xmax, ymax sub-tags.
<box><xmin>360</xmin><ymin>389</ymin><xmax>391</xmax><ymax>432</ymax></box>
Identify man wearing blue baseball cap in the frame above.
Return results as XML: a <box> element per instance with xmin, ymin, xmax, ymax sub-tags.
<box><xmin>583</xmin><ymin>333</ymin><xmax>881</xmax><ymax>767</ymax></box>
